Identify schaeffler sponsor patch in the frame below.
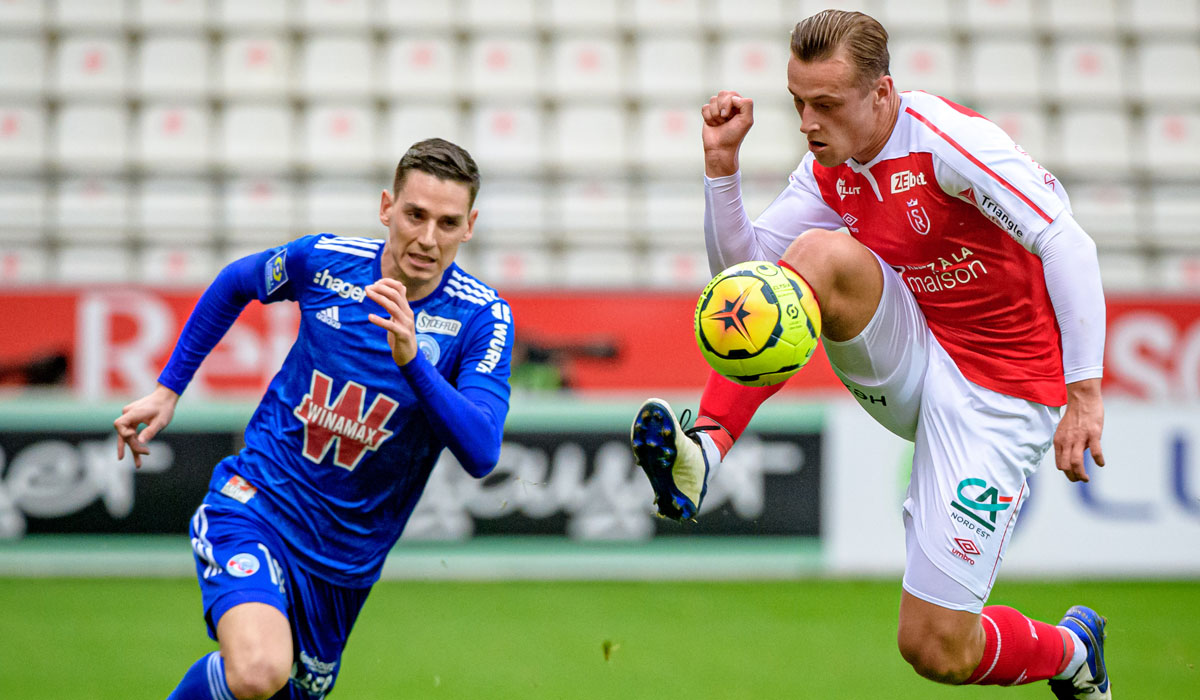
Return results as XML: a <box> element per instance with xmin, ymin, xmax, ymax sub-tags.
<box><xmin>416</xmin><ymin>311</ymin><xmax>462</xmax><ymax>336</ymax></box>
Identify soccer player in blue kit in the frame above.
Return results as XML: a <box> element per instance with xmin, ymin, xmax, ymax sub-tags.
<box><xmin>113</xmin><ymin>139</ymin><xmax>514</xmax><ymax>699</ymax></box>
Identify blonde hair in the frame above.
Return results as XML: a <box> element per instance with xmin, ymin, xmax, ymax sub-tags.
<box><xmin>791</xmin><ymin>9</ymin><xmax>890</xmax><ymax>89</ymax></box>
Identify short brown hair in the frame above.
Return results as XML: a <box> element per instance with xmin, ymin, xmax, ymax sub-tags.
<box><xmin>791</xmin><ymin>10</ymin><xmax>890</xmax><ymax>89</ymax></box>
<box><xmin>392</xmin><ymin>138</ymin><xmax>481</xmax><ymax>208</ymax></box>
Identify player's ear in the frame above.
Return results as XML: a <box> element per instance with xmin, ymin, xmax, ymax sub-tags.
<box><xmin>379</xmin><ymin>189</ymin><xmax>394</xmax><ymax>226</ymax></box>
<box><xmin>874</xmin><ymin>74</ymin><xmax>893</xmax><ymax>104</ymax></box>
<box><xmin>463</xmin><ymin>208</ymin><xmax>478</xmax><ymax>242</ymax></box>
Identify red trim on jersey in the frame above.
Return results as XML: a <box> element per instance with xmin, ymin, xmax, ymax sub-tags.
<box><xmin>905</xmin><ymin>107</ymin><xmax>1054</xmax><ymax>224</ymax></box>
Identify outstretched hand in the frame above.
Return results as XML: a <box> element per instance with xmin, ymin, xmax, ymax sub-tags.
<box><xmin>114</xmin><ymin>384</ymin><xmax>179</xmax><ymax>468</ymax></box>
<box><xmin>701</xmin><ymin>90</ymin><xmax>755</xmax><ymax>177</ymax></box>
<box><xmin>366</xmin><ymin>278</ymin><xmax>418</xmax><ymax>367</ymax></box>
<box><xmin>1054</xmin><ymin>378</ymin><xmax>1105</xmax><ymax>483</ymax></box>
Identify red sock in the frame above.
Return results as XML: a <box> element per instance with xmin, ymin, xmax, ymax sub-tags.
<box><xmin>965</xmin><ymin>605</ymin><xmax>1074</xmax><ymax>685</ymax></box>
<box><xmin>696</xmin><ymin>370</ymin><xmax>786</xmax><ymax>458</ymax></box>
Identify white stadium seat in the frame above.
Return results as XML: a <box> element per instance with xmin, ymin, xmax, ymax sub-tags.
<box><xmin>463</xmin><ymin>0</ymin><xmax>537</xmax><ymax>30</ymax></box>
<box><xmin>559</xmin><ymin>246</ymin><xmax>640</xmax><ymax>287</ymax></box>
<box><xmin>135</xmin><ymin>104</ymin><xmax>212</xmax><ymax>171</ymax></box>
<box><xmin>876</xmin><ymin>0</ymin><xmax>953</xmax><ymax>35</ymax></box>
<box><xmin>380</xmin><ymin>0</ymin><xmax>455</xmax><ymax>29</ymax></box>
<box><xmin>53</xmin><ymin>104</ymin><xmax>130</xmax><ymax>171</ymax></box>
<box><xmin>299</xmin><ymin>37</ymin><xmax>373</xmax><ymax>98</ymax></box>
<box><xmin>136</xmin><ymin>178</ymin><xmax>217</xmax><ymax>242</ymax></box>
<box><xmin>1096</xmin><ymin>250</ymin><xmax>1153</xmax><ymax>292</ymax></box>
<box><xmin>976</xmin><ymin>105</ymin><xmax>1051</xmax><ymax>168</ymax></box>
<box><xmin>1045</xmin><ymin>0</ymin><xmax>1120</xmax><ymax>35</ymax></box>
<box><xmin>0</xmin><ymin>105</ymin><xmax>46</xmax><ymax>170</ymax></box>
<box><xmin>0</xmin><ymin>179</ymin><xmax>47</xmax><ymax>235</ymax></box>
<box><xmin>634</xmin><ymin>105</ymin><xmax>703</xmax><ymax>175</ymax></box>
<box><xmin>0</xmin><ymin>0</ymin><xmax>45</xmax><ymax>28</ymax></box>
<box><xmin>138</xmin><ymin>246</ymin><xmax>220</xmax><ymax>285</ymax></box>
<box><xmin>1134</xmin><ymin>42</ymin><xmax>1200</xmax><ymax>103</ymax></box>
<box><xmin>467</xmin><ymin>105</ymin><xmax>544</xmax><ymax>174</ymax></box>
<box><xmin>471</xmin><ymin>180</ymin><xmax>548</xmax><ymax>245</ymax></box>
<box><xmin>1066</xmin><ymin>183</ymin><xmax>1137</xmax><ymax>248</ymax></box>
<box><xmin>55</xmin><ymin>36</ymin><xmax>128</xmax><ymax>97</ymax></box>
<box><xmin>644</xmin><ymin>246</ymin><xmax>711</xmax><ymax>289</ymax></box>
<box><xmin>54</xmin><ymin>177</ymin><xmax>131</xmax><ymax>240</ymax></box>
<box><xmin>889</xmin><ymin>38</ymin><xmax>960</xmax><ymax>99</ymax></box>
<box><xmin>135</xmin><ymin>0</ymin><xmax>208</xmax><ymax>27</ymax></box>
<box><xmin>547</xmin><ymin>105</ymin><xmax>629</xmax><ymax>173</ymax></box>
<box><xmin>303</xmin><ymin>179</ymin><xmax>380</xmax><ymax>236</ymax></box>
<box><xmin>299</xmin><ymin>0</ymin><xmax>371</xmax><ymax>29</ymax></box>
<box><xmin>708</xmin><ymin>0</ymin><xmax>785</xmax><ymax>32</ymax></box>
<box><xmin>1053</xmin><ymin>109</ymin><xmax>1133</xmax><ymax>175</ymax></box>
<box><xmin>958</xmin><ymin>0</ymin><xmax>1035</xmax><ymax>35</ymax></box>
<box><xmin>215</xmin><ymin>0</ymin><xmax>288</xmax><ymax>28</ymax></box>
<box><xmin>56</xmin><ymin>245</ymin><xmax>134</xmax><ymax>283</ymax></box>
<box><xmin>793</xmin><ymin>0</ymin><xmax>875</xmax><ymax>23</ymax></box>
<box><xmin>218</xmin><ymin>36</ymin><xmax>291</xmax><ymax>98</ymax></box>
<box><xmin>0</xmin><ymin>247</ymin><xmax>50</xmax><ymax>285</ymax></box>
<box><xmin>466</xmin><ymin>36</ymin><xmax>541</xmax><ymax>99</ymax></box>
<box><xmin>1159</xmin><ymin>256</ymin><xmax>1200</xmax><ymax>292</ymax></box>
<box><xmin>737</xmin><ymin>105</ymin><xmax>803</xmax><ymax>176</ymax></box>
<box><xmin>1148</xmin><ymin>186</ymin><xmax>1200</xmax><ymax>249</ymax></box>
<box><xmin>629</xmin><ymin>0</ymin><xmax>703</xmax><ymax>33</ymax></box>
<box><xmin>553</xmin><ymin>179</ymin><xmax>632</xmax><ymax>236</ymax></box>
<box><xmin>136</xmin><ymin>36</ymin><xmax>210</xmax><ymax>98</ymax></box>
<box><xmin>0</xmin><ymin>39</ymin><xmax>46</xmax><ymax>98</ymax></box>
<box><xmin>383</xmin><ymin>104</ymin><xmax>463</xmax><ymax>166</ymax></box>
<box><xmin>632</xmin><ymin>37</ymin><xmax>706</xmax><ymax>100</ymax></box>
<box><xmin>1143</xmin><ymin>109</ymin><xmax>1200</xmax><ymax>179</ymax></box>
<box><xmin>223</xmin><ymin>178</ymin><xmax>298</xmax><ymax>237</ymax></box>
<box><xmin>476</xmin><ymin>248</ymin><xmax>554</xmax><ymax>288</ymax></box>
<box><xmin>714</xmin><ymin>36</ymin><xmax>791</xmax><ymax>102</ymax></box>
<box><xmin>382</xmin><ymin>36</ymin><xmax>459</xmax><ymax>99</ymax></box>
<box><xmin>52</xmin><ymin>0</ymin><xmax>126</xmax><ymax>28</ymax></box>
<box><xmin>546</xmin><ymin>0</ymin><xmax>619</xmax><ymax>30</ymax></box>
<box><xmin>1125</xmin><ymin>0</ymin><xmax>1200</xmax><ymax>35</ymax></box>
<box><xmin>217</xmin><ymin>104</ymin><xmax>294</xmax><ymax>172</ymax></box>
<box><xmin>301</xmin><ymin>104</ymin><xmax>377</xmax><ymax>171</ymax></box>
<box><xmin>1048</xmin><ymin>40</ymin><xmax>1125</xmax><ymax>103</ymax></box>
<box><xmin>548</xmin><ymin>37</ymin><xmax>623</xmax><ymax>100</ymax></box>
<box><xmin>641</xmin><ymin>180</ymin><xmax>706</xmax><ymax>239</ymax></box>
<box><xmin>964</xmin><ymin>39</ymin><xmax>1042</xmax><ymax>104</ymax></box>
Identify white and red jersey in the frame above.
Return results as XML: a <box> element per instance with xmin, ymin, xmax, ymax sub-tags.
<box><xmin>707</xmin><ymin>91</ymin><xmax>1074</xmax><ymax>406</ymax></box>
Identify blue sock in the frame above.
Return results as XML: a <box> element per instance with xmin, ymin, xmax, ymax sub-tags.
<box><xmin>167</xmin><ymin>651</ymin><xmax>236</xmax><ymax>700</ymax></box>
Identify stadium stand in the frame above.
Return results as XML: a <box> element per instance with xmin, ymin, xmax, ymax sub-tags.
<box><xmin>0</xmin><ymin>0</ymin><xmax>1195</xmax><ymax>289</ymax></box>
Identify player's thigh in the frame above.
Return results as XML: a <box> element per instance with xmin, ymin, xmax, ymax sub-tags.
<box><xmin>904</xmin><ymin>342</ymin><xmax>1057</xmax><ymax>602</ymax></box>
<box><xmin>217</xmin><ymin>601</ymin><xmax>293</xmax><ymax>676</ymax></box>
<box><xmin>780</xmin><ymin>228</ymin><xmax>883</xmax><ymax>342</ymax></box>
<box><xmin>823</xmin><ymin>252</ymin><xmax>930</xmax><ymax>440</ymax></box>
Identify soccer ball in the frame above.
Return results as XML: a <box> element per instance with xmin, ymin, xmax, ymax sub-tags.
<box><xmin>693</xmin><ymin>261</ymin><xmax>822</xmax><ymax>387</ymax></box>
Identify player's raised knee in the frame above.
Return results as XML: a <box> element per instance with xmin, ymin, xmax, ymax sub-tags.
<box><xmin>897</xmin><ymin>633</ymin><xmax>977</xmax><ymax>685</ymax></box>
<box><xmin>223</xmin><ymin>653</ymin><xmax>291</xmax><ymax>700</ymax></box>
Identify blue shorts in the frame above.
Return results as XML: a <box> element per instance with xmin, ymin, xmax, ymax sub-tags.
<box><xmin>189</xmin><ymin>494</ymin><xmax>371</xmax><ymax>698</ymax></box>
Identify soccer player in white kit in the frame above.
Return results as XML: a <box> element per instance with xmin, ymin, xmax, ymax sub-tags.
<box><xmin>630</xmin><ymin>11</ymin><xmax>1111</xmax><ymax>697</ymax></box>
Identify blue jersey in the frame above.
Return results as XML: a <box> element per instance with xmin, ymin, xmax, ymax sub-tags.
<box><xmin>208</xmin><ymin>234</ymin><xmax>513</xmax><ymax>587</ymax></box>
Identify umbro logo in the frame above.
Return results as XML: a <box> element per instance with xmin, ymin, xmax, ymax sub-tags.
<box><xmin>316</xmin><ymin>306</ymin><xmax>341</xmax><ymax>330</ymax></box>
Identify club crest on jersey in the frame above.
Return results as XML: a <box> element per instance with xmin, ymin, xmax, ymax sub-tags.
<box><xmin>416</xmin><ymin>333</ymin><xmax>441</xmax><ymax>366</ymax></box>
<box><xmin>226</xmin><ymin>552</ymin><xmax>260</xmax><ymax>578</ymax></box>
<box><xmin>906</xmin><ymin>198</ymin><xmax>932</xmax><ymax>235</ymax></box>
<box><xmin>293</xmin><ymin>370</ymin><xmax>398</xmax><ymax>471</ymax></box>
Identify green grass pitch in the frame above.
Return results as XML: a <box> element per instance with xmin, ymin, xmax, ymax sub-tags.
<box><xmin>1</xmin><ymin>578</ymin><xmax>1196</xmax><ymax>698</ymax></box>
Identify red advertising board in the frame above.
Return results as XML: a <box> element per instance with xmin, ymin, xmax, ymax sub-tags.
<box><xmin>1</xmin><ymin>287</ymin><xmax>1197</xmax><ymax>399</ymax></box>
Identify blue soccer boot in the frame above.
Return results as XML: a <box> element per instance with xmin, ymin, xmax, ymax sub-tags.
<box><xmin>1049</xmin><ymin>605</ymin><xmax>1111</xmax><ymax>699</ymax></box>
<box><xmin>630</xmin><ymin>398</ymin><xmax>712</xmax><ymax>521</ymax></box>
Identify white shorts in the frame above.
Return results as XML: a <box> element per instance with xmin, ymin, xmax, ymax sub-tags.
<box><xmin>824</xmin><ymin>254</ymin><xmax>1059</xmax><ymax>609</ymax></box>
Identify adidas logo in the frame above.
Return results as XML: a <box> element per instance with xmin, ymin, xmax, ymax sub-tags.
<box><xmin>316</xmin><ymin>306</ymin><xmax>341</xmax><ymax>330</ymax></box>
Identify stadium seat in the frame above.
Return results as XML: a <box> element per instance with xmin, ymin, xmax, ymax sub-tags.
<box><xmin>1125</xmin><ymin>0</ymin><xmax>1200</xmax><ymax>35</ymax></box>
<box><xmin>559</xmin><ymin>246</ymin><xmax>640</xmax><ymax>287</ymax></box>
<box><xmin>1053</xmin><ymin>109</ymin><xmax>1133</xmax><ymax>175</ymax></box>
<box><xmin>0</xmin><ymin>38</ymin><xmax>46</xmax><ymax>98</ymax></box>
<box><xmin>0</xmin><ymin>0</ymin><xmax>45</xmax><ymax>28</ymax></box>
<box><xmin>0</xmin><ymin>246</ymin><xmax>50</xmax><ymax>284</ymax></box>
<box><xmin>875</xmin><ymin>0</ymin><xmax>954</xmax><ymax>35</ymax></box>
<box><xmin>1066</xmin><ymin>183</ymin><xmax>1138</xmax><ymax>248</ymax></box>
<box><xmin>1048</xmin><ymin>39</ymin><xmax>1125</xmax><ymax>103</ymax></box>
<box><xmin>466</xmin><ymin>36</ymin><xmax>541</xmax><ymax>99</ymax></box>
<box><xmin>794</xmin><ymin>0</ymin><xmax>874</xmax><ymax>23</ymax></box>
<box><xmin>634</xmin><ymin>105</ymin><xmax>703</xmax><ymax>174</ymax></box>
<box><xmin>641</xmin><ymin>180</ymin><xmax>706</xmax><ymax>240</ymax></box>
<box><xmin>54</xmin><ymin>36</ymin><xmax>127</xmax><ymax>97</ymax></box>
<box><xmin>545</xmin><ymin>0</ymin><xmax>619</xmax><ymax>30</ymax></box>
<box><xmin>1096</xmin><ymin>250</ymin><xmax>1153</xmax><ymax>291</ymax></box>
<box><xmin>737</xmin><ymin>104</ymin><xmax>803</xmax><ymax>175</ymax></box>
<box><xmin>644</xmin><ymin>246</ymin><xmax>711</xmax><ymax>289</ymax></box>
<box><xmin>135</xmin><ymin>104</ymin><xmax>212</xmax><ymax>171</ymax></box>
<box><xmin>136</xmin><ymin>178</ymin><xmax>217</xmax><ymax>243</ymax></box>
<box><xmin>215</xmin><ymin>0</ymin><xmax>288</xmax><ymax>28</ymax></box>
<box><xmin>380</xmin><ymin>0</ymin><xmax>455</xmax><ymax>29</ymax></box>
<box><xmin>0</xmin><ymin>179</ymin><xmax>46</xmax><ymax>236</ymax></box>
<box><xmin>475</xmin><ymin>248</ymin><xmax>554</xmax><ymax>288</ymax></box>
<box><xmin>303</xmin><ymin>179</ymin><xmax>381</xmax><ymax>236</ymax></box>
<box><xmin>1143</xmin><ymin>109</ymin><xmax>1200</xmax><ymax>178</ymax></box>
<box><xmin>218</xmin><ymin>35</ymin><xmax>291</xmax><ymax>98</ymax></box>
<box><xmin>462</xmin><ymin>0</ymin><xmax>537</xmax><ymax>30</ymax></box>
<box><xmin>958</xmin><ymin>0</ymin><xmax>1035</xmax><ymax>35</ymax></box>
<box><xmin>471</xmin><ymin>180</ymin><xmax>548</xmax><ymax>245</ymax></box>
<box><xmin>632</xmin><ymin>37</ymin><xmax>706</xmax><ymax>100</ymax></box>
<box><xmin>629</xmin><ymin>0</ymin><xmax>703</xmax><ymax>33</ymax></box>
<box><xmin>889</xmin><ymin>37</ymin><xmax>960</xmax><ymax>100</ymax></box>
<box><xmin>1134</xmin><ymin>42</ymin><xmax>1200</xmax><ymax>103</ymax></box>
<box><xmin>1045</xmin><ymin>0</ymin><xmax>1120</xmax><ymax>35</ymax></box>
<box><xmin>547</xmin><ymin>105</ymin><xmax>629</xmax><ymax>174</ymax></box>
<box><xmin>1148</xmin><ymin>185</ymin><xmax>1200</xmax><ymax>250</ymax></box>
<box><xmin>222</xmin><ymin>177</ymin><xmax>298</xmax><ymax>237</ymax></box>
<box><xmin>54</xmin><ymin>177</ymin><xmax>131</xmax><ymax>240</ymax></box>
<box><xmin>138</xmin><ymin>245</ymin><xmax>220</xmax><ymax>285</ymax></box>
<box><xmin>218</xmin><ymin>104</ymin><xmax>294</xmax><ymax>172</ymax></box>
<box><xmin>1159</xmin><ymin>256</ymin><xmax>1200</xmax><ymax>291</ymax></box>
<box><xmin>467</xmin><ymin>105</ymin><xmax>544</xmax><ymax>174</ymax></box>
<box><xmin>56</xmin><ymin>244</ymin><xmax>134</xmax><ymax>283</ymax></box>
<box><xmin>548</xmin><ymin>36</ymin><xmax>623</xmax><ymax>100</ymax></box>
<box><xmin>553</xmin><ymin>179</ymin><xmax>632</xmax><ymax>237</ymax></box>
<box><xmin>299</xmin><ymin>37</ymin><xmax>374</xmax><ymax>99</ymax></box>
<box><xmin>964</xmin><ymin>39</ymin><xmax>1042</xmax><ymax>105</ymax></box>
<box><xmin>0</xmin><ymin>105</ymin><xmax>46</xmax><ymax>171</ymax></box>
<box><xmin>741</xmin><ymin>171</ymin><xmax>789</xmax><ymax>223</ymax></box>
<box><xmin>301</xmin><ymin>104</ymin><xmax>377</xmax><ymax>172</ymax></box>
<box><xmin>713</xmin><ymin>36</ymin><xmax>791</xmax><ymax>103</ymax></box>
<box><xmin>135</xmin><ymin>0</ymin><xmax>208</xmax><ymax>27</ymax></box>
<box><xmin>51</xmin><ymin>0</ymin><xmax>125</xmax><ymax>28</ymax></box>
<box><xmin>381</xmin><ymin>36</ymin><xmax>459</xmax><ymax>99</ymax></box>
<box><xmin>975</xmin><ymin>105</ymin><xmax>1051</xmax><ymax>167</ymax></box>
<box><xmin>53</xmin><ymin>104</ymin><xmax>130</xmax><ymax>171</ymax></box>
<box><xmin>707</xmin><ymin>0</ymin><xmax>785</xmax><ymax>32</ymax></box>
<box><xmin>383</xmin><ymin>104</ymin><xmax>463</xmax><ymax>166</ymax></box>
<box><xmin>298</xmin><ymin>0</ymin><xmax>371</xmax><ymax>29</ymax></box>
<box><xmin>136</xmin><ymin>36</ymin><xmax>210</xmax><ymax>98</ymax></box>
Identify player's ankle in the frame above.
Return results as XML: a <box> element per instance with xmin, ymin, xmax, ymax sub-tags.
<box><xmin>693</xmin><ymin>416</ymin><xmax>734</xmax><ymax>459</ymax></box>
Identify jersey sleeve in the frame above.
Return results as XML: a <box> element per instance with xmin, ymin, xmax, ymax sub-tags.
<box><xmin>453</xmin><ymin>298</ymin><xmax>515</xmax><ymax>401</ymax></box>
<box><xmin>250</xmin><ymin>234</ymin><xmax>316</xmax><ymax>303</ymax></box>
<box><xmin>704</xmin><ymin>158</ymin><xmax>845</xmax><ymax>275</ymax></box>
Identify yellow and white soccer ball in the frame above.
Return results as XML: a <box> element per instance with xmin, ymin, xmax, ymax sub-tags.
<box><xmin>693</xmin><ymin>261</ymin><xmax>822</xmax><ymax>387</ymax></box>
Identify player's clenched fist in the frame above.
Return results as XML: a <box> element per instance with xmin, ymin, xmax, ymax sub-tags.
<box><xmin>701</xmin><ymin>90</ymin><xmax>754</xmax><ymax>177</ymax></box>
<box><xmin>366</xmin><ymin>278</ymin><xmax>418</xmax><ymax>366</ymax></box>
